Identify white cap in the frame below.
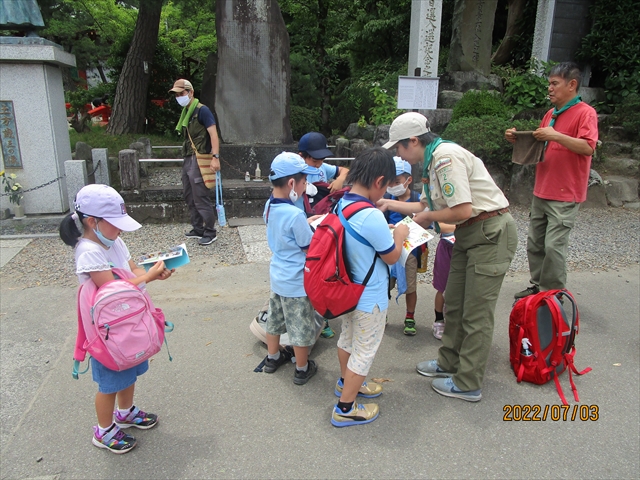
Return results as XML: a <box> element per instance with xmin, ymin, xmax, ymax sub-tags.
<box><xmin>382</xmin><ymin>112</ymin><xmax>431</xmax><ymax>149</ymax></box>
<box><xmin>74</xmin><ymin>184</ymin><xmax>141</xmax><ymax>231</ymax></box>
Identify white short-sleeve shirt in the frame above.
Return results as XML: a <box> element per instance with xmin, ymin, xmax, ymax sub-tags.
<box><xmin>74</xmin><ymin>237</ymin><xmax>132</xmax><ymax>284</ymax></box>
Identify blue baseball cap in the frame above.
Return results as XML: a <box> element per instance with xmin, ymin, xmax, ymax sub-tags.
<box><xmin>269</xmin><ymin>152</ymin><xmax>321</xmax><ymax>180</ymax></box>
<box><xmin>297</xmin><ymin>132</ymin><xmax>334</xmax><ymax>159</ymax></box>
<box><xmin>393</xmin><ymin>157</ymin><xmax>412</xmax><ymax>175</ymax></box>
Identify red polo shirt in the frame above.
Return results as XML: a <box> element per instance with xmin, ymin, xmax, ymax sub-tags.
<box><xmin>534</xmin><ymin>101</ymin><xmax>598</xmax><ymax>203</ymax></box>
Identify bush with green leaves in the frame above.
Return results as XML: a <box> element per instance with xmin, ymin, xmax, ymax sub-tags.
<box><xmin>606</xmin><ymin>93</ymin><xmax>640</xmax><ymax>142</ymax></box>
<box><xmin>451</xmin><ymin>90</ymin><xmax>510</xmax><ymax>122</ymax></box>
<box><xmin>502</xmin><ymin>59</ymin><xmax>555</xmax><ymax>112</ymax></box>
<box><xmin>290</xmin><ymin>105</ymin><xmax>321</xmax><ymax>140</ymax></box>
<box><xmin>442</xmin><ymin>115</ymin><xmax>540</xmax><ymax>172</ymax></box>
<box><xmin>576</xmin><ymin>0</ymin><xmax>640</xmax><ymax>109</ymax></box>
<box><xmin>369</xmin><ymin>83</ymin><xmax>403</xmax><ymax>126</ymax></box>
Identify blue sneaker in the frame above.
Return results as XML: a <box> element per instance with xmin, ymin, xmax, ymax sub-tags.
<box><xmin>321</xmin><ymin>323</ymin><xmax>335</xmax><ymax>338</ymax></box>
<box><xmin>334</xmin><ymin>378</ymin><xmax>382</xmax><ymax>398</ymax></box>
<box><xmin>431</xmin><ymin>377</ymin><xmax>482</xmax><ymax>402</ymax></box>
<box><xmin>331</xmin><ymin>403</ymin><xmax>379</xmax><ymax>427</ymax></box>
<box><xmin>416</xmin><ymin>359</ymin><xmax>453</xmax><ymax>377</ymax></box>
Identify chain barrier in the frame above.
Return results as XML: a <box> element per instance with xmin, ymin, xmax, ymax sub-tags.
<box><xmin>0</xmin><ymin>174</ymin><xmax>66</xmax><ymax>197</ymax></box>
<box><xmin>0</xmin><ymin>160</ymin><xmax>103</xmax><ymax>197</ymax></box>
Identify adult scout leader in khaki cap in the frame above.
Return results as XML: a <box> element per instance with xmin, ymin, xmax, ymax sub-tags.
<box><xmin>379</xmin><ymin>112</ymin><xmax>518</xmax><ymax>403</ymax></box>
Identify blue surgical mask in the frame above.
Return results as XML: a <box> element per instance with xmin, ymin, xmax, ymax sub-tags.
<box><xmin>94</xmin><ymin>222</ymin><xmax>116</xmax><ymax>249</ymax></box>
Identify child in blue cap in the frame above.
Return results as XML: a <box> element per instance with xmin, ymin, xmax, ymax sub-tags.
<box><xmin>262</xmin><ymin>152</ymin><xmax>322</xmax><ymax>385</ymax></box>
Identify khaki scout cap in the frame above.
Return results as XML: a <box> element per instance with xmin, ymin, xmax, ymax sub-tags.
<box><xmin>382</xmin><ymin>112</ymin><xmax>431</xmax><ymax>149</ymax></box>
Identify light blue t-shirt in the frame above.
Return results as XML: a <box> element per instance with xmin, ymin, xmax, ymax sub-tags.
<box><xmin>340</xmin><ymin>193</ymin><xmax>395</xmax><ymax>313</ymax></box>
<box><xmin>263</xmin><ymin>197</ymin><xmax>313</xmax><ymax>298</ymax></box>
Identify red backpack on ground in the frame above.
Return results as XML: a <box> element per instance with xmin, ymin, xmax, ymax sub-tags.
<box><xmin>509</xmin><ymin>289</ymin><xmax>591</xmax><ymax>405</ymax></box>
<box><xmin>304</xmin><ymin>201</ymin><xmax>376</xmax><ymax>319</ymax></box>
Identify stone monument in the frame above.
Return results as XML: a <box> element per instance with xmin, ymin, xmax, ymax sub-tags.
<box><xmin>0</xmin><ymin>0</ymin><xmax>76</xmax><ymax>215</ymax></box>
<box><xmin>408</xmin><ymin>0</ymin><xmax>443</xmax><ymax>78</ymax></box>
<box><xmin>447</xmin><ymin>0</ymin><xmax>499</xmax><ymax>76</ymax></box>
<box><xmin>215</xmin><ymin>0</ymin><xmax>293</xmax><ymax>144</ymax></box>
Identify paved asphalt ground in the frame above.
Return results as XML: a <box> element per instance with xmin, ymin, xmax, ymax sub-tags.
<box><xmin>0</xmin><ymin>230</ymin><xmax>638</xmax><ymax>479</ymax></box>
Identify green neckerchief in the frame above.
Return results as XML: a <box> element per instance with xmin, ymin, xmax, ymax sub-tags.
<box><xmin>421</xmin><ymin>137</ymin><xmax>454</xmax><ymax>234</ymax></box>
<box><xmin>175</xmin><ymin>98</ymin><xmax>200</xmax><ymax>132</ymax></box>
<box><xmin>549</xmin><ymin>95</ymin><xmax>581</xmax><ymax>127</ymax></box>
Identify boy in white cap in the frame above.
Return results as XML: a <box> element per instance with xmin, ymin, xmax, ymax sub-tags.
<box><xmin>262</xmin><ymin>152</ymin><xmax>322</xmax><ymax>385</ymax></box>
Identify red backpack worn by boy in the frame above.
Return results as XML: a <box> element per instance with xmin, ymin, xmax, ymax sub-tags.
<box><xmin>304</xmin><ymin>201</ymin><xmax>376</xmax><ymax>319</ymax></box>
<box><xmin>509</xmin><ymin>289</ymin><xmax>591</xmax><ymax>405</ymax></box>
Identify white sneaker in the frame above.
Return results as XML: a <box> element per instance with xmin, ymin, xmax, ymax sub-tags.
<box><xmin>432</xmin><ymin>321</ymin><xmax>445</xmax><ymax>340</ymax></box>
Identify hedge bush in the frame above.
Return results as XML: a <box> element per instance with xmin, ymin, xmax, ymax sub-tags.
<box><xmin>290</xmin><ymin>105</ymin><xmax>321</xmax><ymax>140</ymax></box>
<box><xmin>442</xmin><ymin>115</ymin><xmax>540</xmax><ymax>172</ymax></box>
<box><xmin>451</xmin><ymin>90</ymin><xmax>510</xmax><ymax>122</ymax></box>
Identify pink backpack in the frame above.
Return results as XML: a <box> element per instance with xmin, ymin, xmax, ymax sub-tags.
<box><xmin>73</xmin><ymin>268</ymin><xmax>173</xmax><ymax>378</ymax></box>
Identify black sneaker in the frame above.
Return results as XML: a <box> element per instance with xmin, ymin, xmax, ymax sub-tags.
<box><xmin>263</xmin><ymin>349</ymin><xmax>292</xmax><ymax>373</ymax></box>
<box><xmin>198</xmin><ymin>235</ymin><xmax>217</xmax><ymax>246</ymax></box>
<box><xmin>514</xmin><ymin>284</ymin><xmax>540</xmax><ymax>299</ymax></box>
<box><xmin>185</xmin><ymin>229</ymin><xmax>203</xmax><ymax>239</ymax></box>
<box><xmin>294</xmin><ymin>359</ymin><xmax>318</xmax><ymax>385</ymax></box>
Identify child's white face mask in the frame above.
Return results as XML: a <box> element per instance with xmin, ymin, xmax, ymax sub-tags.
<box><xmin>387</xmin><ymin>181</ymin><xmax>408</xmax><ymax>197</ymax></box>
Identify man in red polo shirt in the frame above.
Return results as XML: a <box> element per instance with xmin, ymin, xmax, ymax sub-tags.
<box><xmin>506</xmin><ymin>62</ymin><xmax>599</xmax><ymax>298</ymax></box>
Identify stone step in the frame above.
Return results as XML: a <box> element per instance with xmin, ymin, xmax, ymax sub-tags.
<box><xmin>603</xmin><ymin>175</ymin><xmax>640</xmax><ymax>207</ymax></box>
<box><xmin>599</xmin><ymin>140</ymin><xmax>636</xmax><ymax>157</ymax></box>
<box><xmin>121</xmin><ymin>179</ymin><xmax>272</xmax><ymax>224</ymax></box>
<box><xmin>598</xmin><ymin>157</ymin><xmax>640</xmax><ymax>177</ymax></box>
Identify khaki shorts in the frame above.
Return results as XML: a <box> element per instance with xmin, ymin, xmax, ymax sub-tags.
<box><xmin>336</xmin><ymin>306</ymin><xmax>386</xmax><ymax>376</ymax></box>
<box><xmin>389</xmin><ymin>252</ymin><xmax>417</xmax><ymax>294</ymax></box>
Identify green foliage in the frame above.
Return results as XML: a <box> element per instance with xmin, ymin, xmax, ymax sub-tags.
<box><xmin>369</xmin><ymin>84</ymin><xmax>403</xmax><ymax>126</ymax></box>
<box><xmin>290</xmin><ymin>106</ymin><xmax>321</xmax><ymax>140</ymax></box>
<box><xmin>38</xmin><ymin>0</ymin><xmax>136</xmax><ymax>70</ymax></box>
<box><xmin>69</xmin><ymin>126</ymin><xmax>179</xmax><ymax>155</ymax></box>
<box><xmin>1</xmin><ymin>171</ymin><xmax>24</xmax><ymax>205</ymax></box>
<box><xmin>576</xmin><ymin>0</ymin><xmax>640</xmax><ymax>109</ymax></box>
<box><xmin>605</xmin><ymin>93</ymin><xmax>640</xmax><ymax>142</ymax></box>
<box><xmin>442</xmin><ymin>116</ymin><xmax>540</xmax><ymax>171</ymax></box>
<box><xmin>451</xmin><ymin>90</ymin><xmax>510</xmax><ymax>122</ymax></box>
<box><xmin>503</xmin><ymin>60</ymin><xmax>554</xmax><ymax>112</ymax></box>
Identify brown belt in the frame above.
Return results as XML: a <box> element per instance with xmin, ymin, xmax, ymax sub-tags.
<box><xmin>456</xmin><ymin>207</ymin><xmax>509</xmax><ymax>229</ymax></box>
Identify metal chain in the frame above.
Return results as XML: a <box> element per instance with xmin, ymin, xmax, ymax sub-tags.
<box><xmin>0</xmin><ymin>174</ymin><xmax>65</xmax><ymax>197</ymax></box>
<box><xmin>1</xmin><ymin>160</ymin><xmax>101</xmax><ymax>197</ymax></box>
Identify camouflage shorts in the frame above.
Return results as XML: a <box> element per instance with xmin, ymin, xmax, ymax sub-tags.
<box><xmin>267</xmin><ymin>292</ymin><xmax>316</xmax><ymax>347</ymax></box>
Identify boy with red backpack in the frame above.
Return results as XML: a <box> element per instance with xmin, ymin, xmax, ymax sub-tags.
<box><xmin>329</xmin><ymin>147</ymin><xmax>409</xmax><ymax>427</ymax></box>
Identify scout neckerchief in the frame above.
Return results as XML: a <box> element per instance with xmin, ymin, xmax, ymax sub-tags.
<box><xmin>545</xmin><ymin>95</ymin><xmax>582</xmax><ymax>150</ymax></box>
<box><xmin>175</xmin><ymin>98</ymin><xmax>200</xmax><ymax>132</ymax></box>
<box><xmin>421</xmin><ymin>137</ymin><xmax>454</xmax><ymax>233</ymax></box>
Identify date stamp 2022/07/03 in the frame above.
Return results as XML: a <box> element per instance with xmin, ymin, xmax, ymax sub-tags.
<box><xmin>503</xmin><ymin>404</ymin><xmax>599</xmax><ymax>422</ymax></box>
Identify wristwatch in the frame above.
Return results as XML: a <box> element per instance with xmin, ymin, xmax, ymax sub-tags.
<box><xmin>213</xmin><ymin>154</ymin><xmax>220</xmax><ymax>158</ymax></box>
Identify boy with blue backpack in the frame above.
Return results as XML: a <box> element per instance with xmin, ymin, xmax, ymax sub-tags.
<box><xmin>262</xmin><ymin>152</ymin><xmax>322</xmax><ymax>385</ymax></box>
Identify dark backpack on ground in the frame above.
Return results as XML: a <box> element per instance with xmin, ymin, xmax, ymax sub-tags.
<box><xmin>509</xmin><ymin>289</ymin><xmax>591</xmax><ymax>405</ymax></box>
<box><xmin>304</xmin><ymin>201</ymin><xmax>376</xmax><ymax>319</ymax></box>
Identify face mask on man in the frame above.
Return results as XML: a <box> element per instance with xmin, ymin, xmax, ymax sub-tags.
<box><xmin>176</xmin><ymin>94</ymin><xmax>190</xmax><ymax>107</ymax></box>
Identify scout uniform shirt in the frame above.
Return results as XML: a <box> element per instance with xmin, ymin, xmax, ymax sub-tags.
<box><xmin>420</xmin><ymin>143</ymin><xmax>509</xmax><ymax>223</ymax></box>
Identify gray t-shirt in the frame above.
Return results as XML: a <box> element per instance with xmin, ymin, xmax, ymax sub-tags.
<box><xmin>74</xmin><ymin>237</ymin><xmax>132</xmax><ymax>284</ymax></box>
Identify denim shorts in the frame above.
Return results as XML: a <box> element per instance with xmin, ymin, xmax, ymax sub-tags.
<box><xmin>91</xmin><ymin>357</ymin><xmax>149</xmax><ymax>394</ymax></box>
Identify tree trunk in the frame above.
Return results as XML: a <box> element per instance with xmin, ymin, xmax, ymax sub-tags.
<box><xmin>317</xmin><ymin>0</ymin><xmax>330</xmax><ymax>136</ymax></box>
<box><xmin>106</xmin><ymin>0</ymin><xmax>163</xmax><ymax>135</ymax></box>
<box><xmin>492</xmin><ymin>0</ymin><xmax>527</xmax><ymax>65</ymax></box>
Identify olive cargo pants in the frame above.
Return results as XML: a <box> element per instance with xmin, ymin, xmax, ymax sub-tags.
<box><xmin>437</xmin><ymin>213</ymin><xmax>517</xmax><ymax>391</ymax></box>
